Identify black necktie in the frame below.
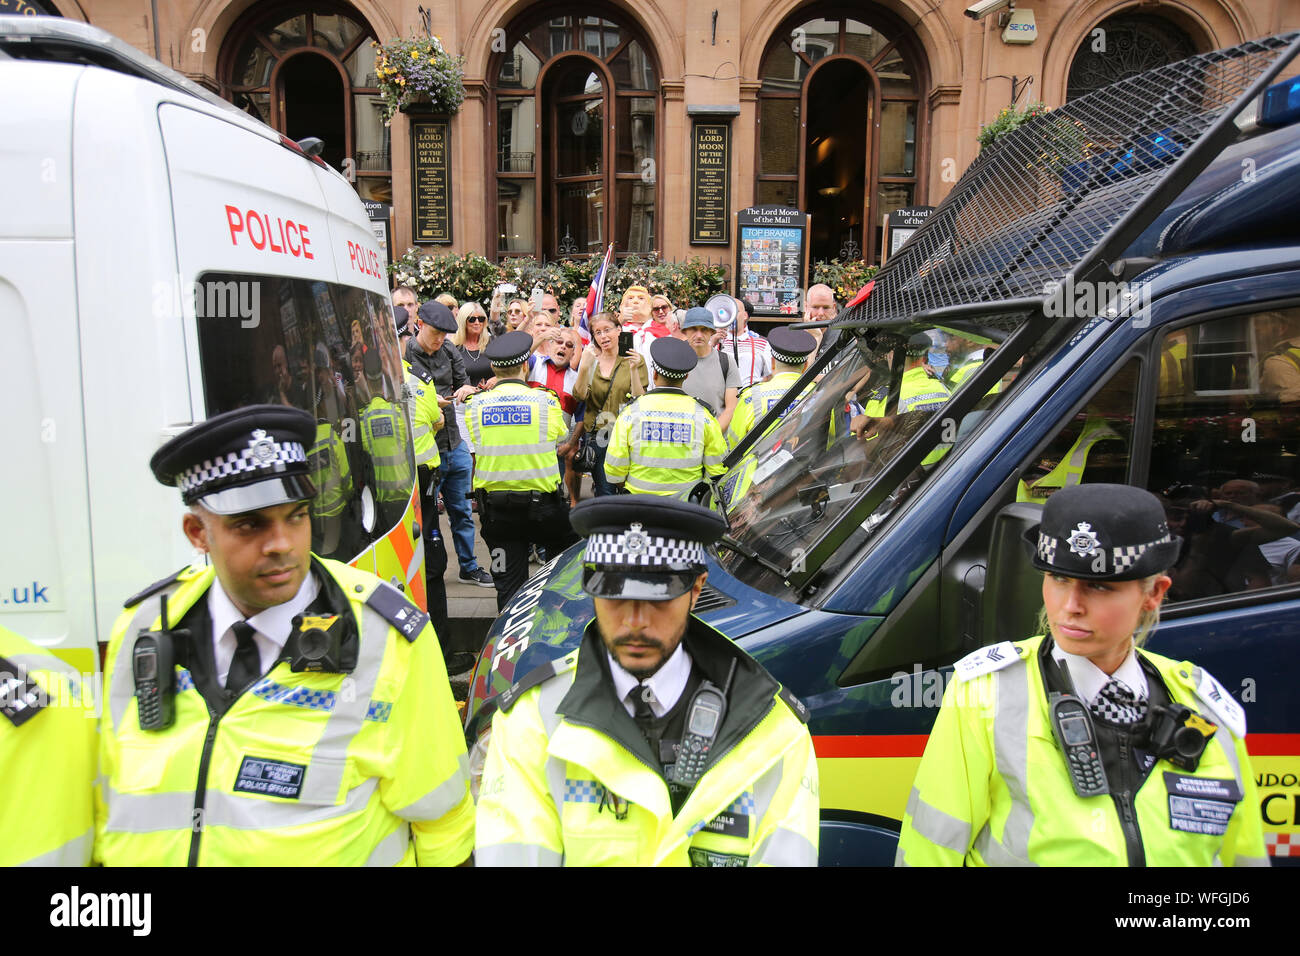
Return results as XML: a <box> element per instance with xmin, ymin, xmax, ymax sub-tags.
<box><xmin>626</xmin><ymin>684</ymin><xmax>656</xmax><ymax>722</ymax></box>
<box><xmin>227</xmin><ymin>621</ymin><xmax>261</xmax><ymax>692</ymax></box>
<box><xmin>1091</xmin><ymin>677</ymin><xmax>1147</xmax><ymax>725</ymax></box>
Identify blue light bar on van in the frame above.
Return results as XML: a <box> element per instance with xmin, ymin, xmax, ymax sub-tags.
<box><xmin>1259</xmin><ymin>75</ymin><xmax>1300</xmax><ymax>127</ymax></box>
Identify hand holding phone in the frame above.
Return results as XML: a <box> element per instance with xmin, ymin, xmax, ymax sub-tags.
<box><xmin>617</xmin><ymin>331</ymin><xmax>634</xmax><ymax>356</ymax></box>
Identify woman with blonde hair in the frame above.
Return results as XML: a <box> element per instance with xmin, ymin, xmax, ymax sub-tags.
<box><xmin>451</xmin><ymin>301</ymin><xmax>492</xmax><ymax>449</ymax></box>
<box><xmin>897</xmin><ymin>483</ymin><xmax>1266</xmax><ymax>867</ymax></box>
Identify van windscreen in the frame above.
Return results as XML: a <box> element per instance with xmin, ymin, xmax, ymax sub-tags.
<box><xmin>193</xmin><ymin>273</ymin><xmax>412</xmax><ymax>561</ymax></box>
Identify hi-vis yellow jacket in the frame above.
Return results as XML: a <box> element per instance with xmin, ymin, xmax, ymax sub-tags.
<box><xmin>604</xmin><ymin>388</ymin><xmax>728</xmax><ymax>497</ymax></box>
<box><xmin>465</xmin><ymin>379</ymin><xmax>567</xmax><ymax>492</ymax></box>
<box><xmin>0</xmin><ymin>624</ymin><xmax>96</xmax><ymax>865</ymax></box>
<box><xmin>95</xmin><ymin>558</ymin><xmax>474</xmax><ymax>866</ymax></box>
<box><xmin>476</xmin><ymin>620</ymin><xmax>819</xmax><ymax>866</ymax></box>
<box><xmin>896</xmin><ymin>635</ymin><xmax>1268</xmax><ymax>867</ymax></box>
<box><xmin>403</xmin><ymin>361</ymin><xmax>443</xmax><ymax>469</ymax></box>
<box><xmin>724</xmin><ymin>371</ymin><xmax>810</xmax><ymax>447</ymax></box>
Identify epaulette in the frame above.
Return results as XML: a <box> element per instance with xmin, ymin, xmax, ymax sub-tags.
<box><xmin>497</xmin><ymin>652</ymin><xmax>578</xmax><ymax>714</ymax></box>
<box><xmin>122</xmin><ymin>566</ymin><xmax>194</xmax><ymax>609</ymax></box>
<box><xmin>365</xmin><ymin>582</ymin><xmax>429</xmax><ymax>643</ymax></box>
<box><xmin>778</xmin><ymin>686</ymin><xmax>810</xmax><ymax>724</ymax></box>
<box><xmin>408</xmin><ymin>363</ymin><xmax>434</xmax><ymax>385</ymax></box>
<box><xmin>0</xmin><ymin>656</ymin><xmax>46</xmax><ymax>727</ymax></box>
<box><xmin>953</xmin><ymin>641</ymin><xmax>1024</xmax><ymax>682</ymax></box>
<box><xmin>1181</xmin><ymin>664</ymin><xmax>1247</xmax><ymax>740</ymax></box>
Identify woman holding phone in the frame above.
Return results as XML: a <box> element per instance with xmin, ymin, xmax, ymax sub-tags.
<box><xmin>574</xmin><ymin>312</ymin><xmax>648</xmax><ymax>496</ymax></box>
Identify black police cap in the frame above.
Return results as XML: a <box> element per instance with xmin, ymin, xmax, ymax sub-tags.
<box><xmin>486</xmin><ymin>331</ymin><xmax>533</xmax><ymax>368</ymax></box>
<box><xmin>393</xmin><ymin>305</ymin><xmax>412</xmax><ymax>336</ymax></box>
<box><xmin>1022</xmin><ymin>483</ymin><xmax>1182</xmax><ymax>581</ymax></box>
<box><xmin>571</xmin><ymin>496</ymin><xmax>727</xmax><ymax>600</ymax></box>
<box><xmin>905</xmin><ymin>332</ymin><xmax>934</xmax><ymax>357</ymax></box>
<box><xmin>769</xmin><ymin>326</ymin><xmax>817</xmax><ymax>365</ymax></box>
<box><xmin>649</xmin><ymin>336</ymin><xmax>698</xmax><ymax>380</ymax></box>
<box><xmin>417</xmin><ymin>300</ymin><xmax>457</xmax><ymax>333</ymax></box>
<box><xmin>150</xmin><ymin>404</ymin><xmax>317</xmax><ymax>516</ymax></box>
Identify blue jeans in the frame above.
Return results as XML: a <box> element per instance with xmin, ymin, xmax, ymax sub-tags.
<box><xmin>440</xmin><ymin>441</ymin><xmax>480</xmax><ymax>573</ymax></box>
<box><xmin>590</xmin><ymin>441</ymin><xmax>619</xmax><ymax>497</ymax></box>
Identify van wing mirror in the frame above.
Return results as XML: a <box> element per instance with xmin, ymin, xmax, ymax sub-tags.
<box><xmin>983</xmin><ymin>501</ymin><xmax>1045</xmax><ymax>646</ymax></box>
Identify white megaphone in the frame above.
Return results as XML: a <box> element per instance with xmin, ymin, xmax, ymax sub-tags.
<box><xmin>705</xmin><ymin>294</ymin><xmax>738</xmax><ymax>330</ymax></box>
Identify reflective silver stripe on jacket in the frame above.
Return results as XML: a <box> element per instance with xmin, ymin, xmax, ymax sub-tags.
<box><xmin>364</xmin><ymin>825</ymin><xmax>410</xmax><ymax>866</ymax></box>
<box><xmin>476</xmin><ymin>843</ymin><xmax>563</xmax><ymax>866</ymax></box>
<box><xmin>971</xmin><ymin>662</ymin><xmax>1037</xmax><ymax>866</ymax></box>
<box><xmin>391</xmin><ymin>753</ymin><xmax>470</xmax><ymax>821</ymax></box>
<box><xmin>105</xmin><ymin>777</ymin><xmax>380</xmax><ymax>833</ymax></box>
<box><xmin>475</xmin><ymin>464</ymin><xmax>561</xmax><ymax>483</ymax></box>
<box><xmin>752</xmin><ymin>825</ymin><xmax>817</xmax><ymax>866</ymax></box>
<box><xmin>109</xmin><ymin>595</ymin><xmax>170</xmax><ymax>733</ymax></box>
<box><xmin>904</xmin><ymin>785</ymin><xmax>972</xmax><ymax>854</ymax></box>
<box><xmin>17</xmin><ymin>827</ymin><xmax>92</xmax><ymax>866</ymax></box>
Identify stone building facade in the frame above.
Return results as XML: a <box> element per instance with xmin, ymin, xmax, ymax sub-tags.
<box><xmin>13</xmin><ymin>0</ymin><xmax>1298</xmax><ymax>269</ymax></box>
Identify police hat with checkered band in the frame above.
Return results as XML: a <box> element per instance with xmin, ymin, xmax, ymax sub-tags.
<box><xmin>768</xmin><ymin>326</ymin><xmax>817</xmax><ymax>365</ymax></box>
<box><xmin>1021</xmin><ymin>483</ymin><xmax>1182</xmax><ymax>581</ymax></box>
<box><xmin>150</xmin><ymin>405</ymin><xmax>317</xmax><ymax>516</ymax></box>
<box><xmin>649</xmin><ymin>336</ymin><xmax>697</xmax><ymax>381</ymax></box>
<box><xmin>486</xmin><ymin>331</ymin><xmax>533</xmax><ymax>369</ymax></box>
<box><xmin>570</xmin><ymin>496</ymin><xmax>726</xmax><ymax>600</ymax></box>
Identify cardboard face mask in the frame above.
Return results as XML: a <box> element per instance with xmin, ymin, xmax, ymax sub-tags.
<box><xmin>619</xmin><ymin>286</ymin><xmax>651</xmax><ymax>325</ymax></box>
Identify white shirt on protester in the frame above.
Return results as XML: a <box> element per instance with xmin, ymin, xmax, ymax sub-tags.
<box><xmin>720</xmin><ymin>328</ymin><xmax>772</xmax><ymax>387</ymax></box>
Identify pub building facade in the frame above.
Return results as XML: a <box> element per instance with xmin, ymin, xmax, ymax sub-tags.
<box><xmin>13</xmin><ymin>0</ymin><xmax>1298</xmax><ymax>271</ymax></box>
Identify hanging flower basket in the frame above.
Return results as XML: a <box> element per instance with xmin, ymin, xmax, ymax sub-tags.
<box><xmin>374</xmin><ymin>34</ymin><xmax>466</xmax><ymax>124</ymax></box>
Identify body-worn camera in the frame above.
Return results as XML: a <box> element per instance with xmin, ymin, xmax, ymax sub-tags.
<box><xmin>1136</xmin><ymin>702</ymin><xmax>1216</xmax><ymax>771</ymax></box>
<box><xmin>288</xmin><ymin>613</ymin><xmax>355</xmax><ymax>673</ymax></box>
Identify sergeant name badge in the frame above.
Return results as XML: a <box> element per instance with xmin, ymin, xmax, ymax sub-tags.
<box><xmin>233</xmin><ymin>756</ymin><xmax>307</xmax><ymax>799</ymax></box>
<box><xmin>1164</xmin><ymin>772</ymin><xmax>1241</xmax><ymax>836</ymax></box>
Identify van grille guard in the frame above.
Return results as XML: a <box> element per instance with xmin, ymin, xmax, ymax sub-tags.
<box><xmin>760</xmin><ymin>33</ymin><xmax>1300</xmax><ymax>598</ymax></box>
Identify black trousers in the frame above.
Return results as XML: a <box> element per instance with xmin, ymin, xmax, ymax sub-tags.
<box><xmin>479</xmin><ymin>489</ymin><xmax>577</xmax><ymax>611</ymax></box>
<box><xmin>418</xmin><ymin>464</ymin><xmax>450</xmax><ymax>650</ymax></box>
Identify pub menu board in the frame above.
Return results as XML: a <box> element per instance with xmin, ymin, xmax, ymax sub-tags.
<box><xmin>410</xmin><ymin>118</ymin><xmax>452</xmax><ymax>244</ymax></box>
<box><xmin>735</xmin><ymin>206</ymin><xmax>809</xmax><ymax>317</ymax></box>
<box><xmin>690</xmin><ymin>123</ymin><xmax>730</xmax><ymax>244</ymax></box>
<box><xmin>883</xmin><ymin>205</ymin><xmax>934</xmax><ymax>263</ymax></box>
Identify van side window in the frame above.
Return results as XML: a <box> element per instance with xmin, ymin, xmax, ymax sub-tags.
<box><xmin>1149</xmin><ymin>309</ymin><xmax>1300</xmax><ymax>602</ymax></box>
<box><xmin>1016</xmin><ymin>359</ymin><xmax>1139</xmax><ymax>504</ymax></box>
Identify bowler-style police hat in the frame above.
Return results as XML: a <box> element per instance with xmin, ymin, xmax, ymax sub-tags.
<box><xmin>905</xmin><ymin>332</ymin><xmax>934</xmax><ymax>357</ymax></box>
<box><xmin>768</xmin><ymin>327</ymin><xmax>817</xmax><ymax>365</ymax></box>
<box><xmin>649</xmin><ymin>336</ymin><xmax>697</xmax><ymax>380</ymax></box>
<box><xmin>1022</xmin><ymin>483</ymin><xmax>1182</xmax><ymax>581</ymax></box>
<box><xmin>151</xmin><ymin>405</ymin><xmax>317</xmax><ymax>516</ymax></box>
<box><xmin>417</xmin><ymin>300</ymin><xmax>458</xmax><ymax>333</ymax></box>
<box><xmin>571</xmin><ymin>496</ymin><xmax>727</xmax><ymax>600</ymax></box>
<box><xmin>486</xmin><ymin>331</ymin><xmax>533</xmax><ymax>368</ymax></box>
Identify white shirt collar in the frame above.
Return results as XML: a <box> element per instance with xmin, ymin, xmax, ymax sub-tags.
<box><xmin>209</xmin><ymin>571</ymin><xmax>320</xmax><ymax>685</ymax></box>
<box><xmin>608</xmin><ymin>643</ymin><xmax>694</xmax><ymax>719</ymax></box>
<box><xmin>1050</xmin><ymin>641</ymin><xmax>1148</xmax><ymax>706</ymax></box>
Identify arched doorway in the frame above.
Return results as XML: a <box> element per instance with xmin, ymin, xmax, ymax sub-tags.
<box><xmin>756</xmin><ymin>9</ymin><xmax>925</xmax><ymax>265</ymax></box>
<box><xmin>280</xmin><ymin>53</ymin><xmax>347</xmax><ymax>171</ymax></box>
<box><xmin>1067</xmin><ymin>13</ymin><xmax>1199</xmax><ymax>102</ymax></box>
<box><xmin>490</xmin><ymin>10</ymin><xmax>659</xmax><ymax>259</ymax></box>
<box><xmin>804</xmin><ymin>58</ymin><xmax>871</xmax><ymax>264</ymax></box>
<box><xmin>219</xmin><ymin>3</ymin><xmax>390</xmax><ymax>202</ymax></box>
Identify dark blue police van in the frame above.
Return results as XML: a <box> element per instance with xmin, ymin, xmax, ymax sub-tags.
<box><xmin>466</xmin><ymin>34</ymin><xmax>1300</xmax><ymax>865</ymax></box>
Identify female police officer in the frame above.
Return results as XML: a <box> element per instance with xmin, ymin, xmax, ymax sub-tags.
<box><xmin>896</xmin><ymin>483</ymin><xmax>1268</xmax><ymax>866</ymax></box>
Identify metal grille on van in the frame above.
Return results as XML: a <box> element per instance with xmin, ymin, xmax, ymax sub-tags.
<box><xmin>835</xmin><ymin>32</ymin><xmax>1300</xmax><ymax>329</ymax></box>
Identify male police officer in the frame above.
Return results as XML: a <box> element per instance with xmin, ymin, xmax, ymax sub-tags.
<box><xmin>96</xmin><ymin>405</ymin><xmax>474</xmax><ymax>866</ymax></box>
<box><xmin>0</xmin><ymin>623</ymin><xmax>96</xmax><ymax>865</ymax></box>
<box><xmin>476</xmin><ymin>496</ymin><xmax>820</xmax><ymax>866</ymax></box>
<box><xmin>725</xmin><ymin>326</ymin><xmax>817</xmax><ymax>447</ymax></box>
<box><xmin>465</xmin><ymin>331</ymin><xmax>576</xmax><ymax>610</ymax></box>
<box><xmin>604</xmin><ymin>337</ymin><xmax>728</xmax><ymax>498</ymax></box>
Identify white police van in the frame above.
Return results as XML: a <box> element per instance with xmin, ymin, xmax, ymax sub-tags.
<box><xmin>0</xmin><ymin>18</ymin><xmax>418</xmax><ymax>679</ymax></box>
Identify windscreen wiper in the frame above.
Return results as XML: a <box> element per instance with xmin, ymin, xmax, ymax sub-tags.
<box><xmin>717</xmin><ymin>534</ymin><xmax>789</xmax><ymax>579</ymax></box>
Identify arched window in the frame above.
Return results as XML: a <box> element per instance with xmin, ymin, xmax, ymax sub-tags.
<box><xmin>756</xmin><ymin>9</ymin><xmax>925</xmax><ymax>264</ymax></box>
<box><xmin>1067</xmin><ymin>13</ymin><xmax>1198</xmax><ymax>102</ymax></box>
<box><xmin>491</xmin><ymin>11</ymin><xmax>659</xmax><ymax>259</ymax></box>
<box><xmin>220</xmin><ymin>3</ymin><xmax>390</xmax><ymax>203</ymax></box>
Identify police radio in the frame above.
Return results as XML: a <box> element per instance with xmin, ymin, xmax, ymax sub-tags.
<box><xmin>133</xmin><ymin>595</ymin><xmax>180</xmax><ymax>731</ymax></box>
<box><xmin>1048</xmin><ymin>692</ymin><xmax>1109</xmax><ymax>797</ymax></box>
<box><xmin>668</xmin><ymin>660</ymin><xmax>736</xmax><ymax>787</ymax></box>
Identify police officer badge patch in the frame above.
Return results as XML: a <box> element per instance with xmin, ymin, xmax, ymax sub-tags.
<box><xmin>624</xmin><ymin>523</ymin><xmax>649</xmax><ymax>555</ymax></box>
<box><xmin>248</xmin><ymin>429</ymin><xmax>277</xmax><ymax>464</ymax></box>
<box><xmin>1067</xmin><ymin>522</ymin><xmax>1101</xmax><ymax>556</ymax></box>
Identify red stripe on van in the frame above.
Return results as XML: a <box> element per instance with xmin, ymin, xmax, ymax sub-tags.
<box><xmin>1246</xmin><ymin>734</ymin><xmax>1300</xmax><ymax>755</ymax></box>
<box><xmin>812</xmin><ymin>735</ymin><xmax>930</xmax><ymax>759</ymax></box>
